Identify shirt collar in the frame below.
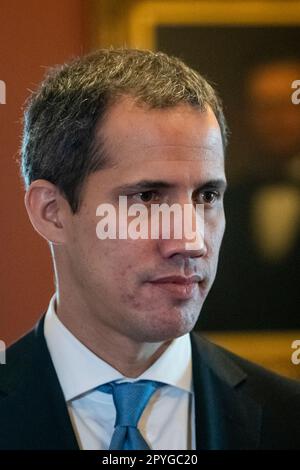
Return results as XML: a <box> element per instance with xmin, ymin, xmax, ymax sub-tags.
<box><xmin>44</xmin><ymin>294</ymin><xmax>193</xmax><ymax>402</ymax></box>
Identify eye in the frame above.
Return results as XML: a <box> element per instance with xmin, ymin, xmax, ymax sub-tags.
<box><xmin>198</xmin><ymin>191</ymin><xmax>221</xmax><ymax>205</ymax></box>
<box><xmin>132</xmin><ymin>191</ymin><xmax>159</xmax><ymax>204</ymax></box>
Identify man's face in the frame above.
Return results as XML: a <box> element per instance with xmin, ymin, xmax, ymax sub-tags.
<box><xmin>62</xmin><ymin>96</ymin><xmax>226</xmax><ymax>343</ymax></box>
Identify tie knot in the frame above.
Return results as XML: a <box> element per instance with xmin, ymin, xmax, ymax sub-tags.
<box><xmin>99</xmin><ymin>380</ymin><xmax>163</xmax><ymax>428</ymax></box>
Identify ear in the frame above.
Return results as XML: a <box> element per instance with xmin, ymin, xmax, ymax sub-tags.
<box><xmin>24</xmin><ymin>179</ymin><xmax>71</xmax><ymax>244</ymax></box>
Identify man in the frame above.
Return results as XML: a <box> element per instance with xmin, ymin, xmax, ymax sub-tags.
<box><xmin>0</xmin><ymin>48</ymin><xmax>300</xmax><ymax>450</ymax></box>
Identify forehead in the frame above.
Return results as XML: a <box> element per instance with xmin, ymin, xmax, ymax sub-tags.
<box><xmin>94</xmin><ymin>96</ymin><xmax>224</xmax><ymax>184</ymax></box>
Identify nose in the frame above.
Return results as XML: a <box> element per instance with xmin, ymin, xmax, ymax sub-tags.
<box><xmin>158</xmin><ymin>231</ymin><xmax>207</xmax><ymax>259</ymax></box>
<box><xmin>156</xmin><ymin>202</ymin><xmax>208</xmax><ymax>259</ymax></box>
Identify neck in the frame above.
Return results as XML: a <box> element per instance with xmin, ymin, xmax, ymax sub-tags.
<box><xmin>55</xmin><ymin>293</ymin><xmax>172</xmax><ymax>378</ymax></box>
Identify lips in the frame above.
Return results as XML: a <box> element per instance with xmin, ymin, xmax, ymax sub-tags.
<box><xmin>148</xmin><ymin>274</ymin><xmax>204</xmax><ymax>300</ymax></box>
<box><xmin>150</xmin><ymin>275</ymin><xmax>203</xmax><ymax>284</ymax></box>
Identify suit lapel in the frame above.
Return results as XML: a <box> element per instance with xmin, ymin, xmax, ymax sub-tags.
<box><xmin>190</xmin><ymin>332</ymin><xmax>262</xmax><ymax>449</ymax></box>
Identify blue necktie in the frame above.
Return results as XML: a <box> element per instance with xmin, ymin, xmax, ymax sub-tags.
<box><xmin>99</xmin><ymin>380</ymin><xmax>163</xmax><ymax>450</ymax></box>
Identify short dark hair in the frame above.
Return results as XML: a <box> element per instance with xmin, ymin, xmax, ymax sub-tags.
<box><xmin>21</xmin><ymin>48</ymin><xmax>228</xmax><ymax>213</ymax></box>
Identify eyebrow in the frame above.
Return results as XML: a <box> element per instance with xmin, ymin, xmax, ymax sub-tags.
<box><xmin>113</xmin><ymin>178</ymin><xmax>228</xmax><ymax>194</ymax></box>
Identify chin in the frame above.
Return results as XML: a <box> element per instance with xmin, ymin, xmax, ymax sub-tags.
<box><xmin>133</xmin><ymin>310</ymin><xmax>199</xmax><ymax>343</ymax></box>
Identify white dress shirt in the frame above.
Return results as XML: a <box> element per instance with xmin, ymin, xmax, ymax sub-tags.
<box><xmin>44</xmin><ymin>294</ymin><xmax>195</xmax><ymax>450</ymax></box>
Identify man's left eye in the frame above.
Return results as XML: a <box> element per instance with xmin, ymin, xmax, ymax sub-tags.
<box><xmin>198</xmin><ymin>191</ymin><xmax>220</xmax><ymax>205</ymax></box>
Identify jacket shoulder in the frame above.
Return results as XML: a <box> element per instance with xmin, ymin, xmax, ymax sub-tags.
<box><xmin>191</xmin><ymin>331</ymin><xmax>300</xmax><ymax>398</ymax></box>
<box><xmin>0</xmin><ymin>327</ymin><xmax>37</xmax><ymax>396</ymax></box>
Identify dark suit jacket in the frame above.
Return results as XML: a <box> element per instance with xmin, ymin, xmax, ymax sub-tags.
<box><xmin>1</xmin><ymin>317</ymin><xmax>300</xmax><ymax>449</ymax></box>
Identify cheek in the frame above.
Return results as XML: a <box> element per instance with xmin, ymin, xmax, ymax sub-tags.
<box><xmin>120</xmin><ymin>289</ymin><xmax>144</xmax><ymax>311</ymax></box>
<box><xmin>206</xmin><ymin>210</ymin><xmax>225</xmax><ymax>250</ymax></box>
<box><xmin>91</xmin><ymin>238</ymin><xmax>143</xmax><ymax>282</ymax></box>
<box><xmin>217</xmin><ymin>214</ymin><xmax>226</xmax><ymax>247</ymax></box>
<box><xmin>68</xmin><ymin>214</ymin><xmax>141</xmax><ymax>292</ymax></box>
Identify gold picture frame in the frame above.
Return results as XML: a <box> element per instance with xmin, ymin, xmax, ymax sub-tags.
<box><xmin>87</xmin><ymin>0</ymin><xmax>300</xmax><ymax>51</ymax></box>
